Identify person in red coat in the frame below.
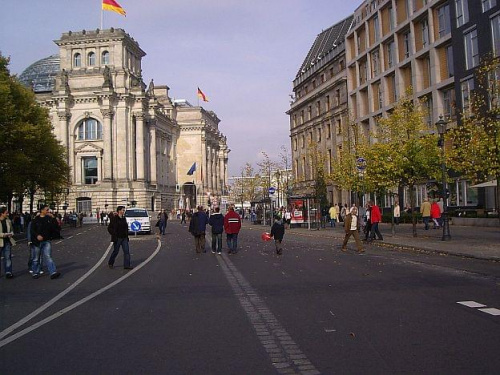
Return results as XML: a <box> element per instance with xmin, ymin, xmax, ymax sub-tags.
<box><xmin>430</xmin><ymin>200</ymin><xmax>441</xmax><ymax>229</ymax></box>
<box><xmin>224</xmin><ymin>206</ymin><xmax>242</xmax><ymax>254</ymax></box>
<box><xmin>368</xmin><ymin>201</ymin><xmax>383</xmax><ymax>242</ymax></box>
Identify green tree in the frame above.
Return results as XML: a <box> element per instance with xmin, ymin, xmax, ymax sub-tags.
<box><xmin>447</xmin><ymin>55</ymin><xmax>500</xmax><ymax>217</ymax></box>
<box><xmin>364</xmin><ymin>93</ymin><xmax>441</xmax><ymax>236</ymax></box>
<box><xmin>0</xmin><ymin>53</ymin><xmax>70</xmax><ymax>212</ymax></box>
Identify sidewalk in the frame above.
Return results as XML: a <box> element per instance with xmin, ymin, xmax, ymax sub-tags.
<box><xmin>245</xmin><ymin>221</ymin><xmax>500</xmax><ymax>261</ymax></box>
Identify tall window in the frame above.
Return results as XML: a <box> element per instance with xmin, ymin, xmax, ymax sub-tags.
<box><xmin>492</xmin><ymin>14</ymin><xmax>500</xmax><ymax>57</ymax></box>
<box><xmin>443</xmin><ymin>88</ymin><xmax>456</xmax><ymax>119</ymax></box>
<box><xmin>437</xmin><ymin>4</ymin><xmax>451</xmax><ymax>37</ymax></box>
<box><xmin>101</xmin><ymin>51</ymin><xmax>110</xmax><ymax>65</ymax></box>
<box><xmin>386</xmin><ymin>40</ymin><xmax>395</xmax><ymax>68</ymax></box>
<box><xmin>73</xmin><ymin>53</ymin><xmax>81</xmax><ymax>67</ymax></box>
<box><xmin>403</xmin><ymin>31</ymin><xmax>411</xmax><ymax>58</ymax></box>
<box><xmin>373</xmin><ymin>15</ymin><xmax>380</xmax><ymax>42</ymax></box>
<box><xmin>482</xmin><ymin>0</ymin><xmax>497</xmax><ymax>12</ymax></box>
<box><xmin>389</xmin><ymin>5</ymin><xmax>395</xmax><ymax>30</ymax></box>
<box><xmin>464</xmin><ymin>29</ymin><xmax>479</xmax><ymax>70</ymax></box>
<box><xmin>461</xmin><ymin>77</ymin><xmax>475</xmax><ymax>113</ymax></box>
<box><xmin>455</xmin><ymin>0</ymin><xmax>469</xmax><ymax>27</ymax></box>
<box><xmin>78</xmin><ymin>118</ymin><xmax>103</xmax><ymax>140</ymax></box>
<box><xmin>446</xmin><ymin>45</ymin><xmax>454</xmax><ymax>77</ymax></box>
<box><xmin>87</xmin><ymin>52</ymin><xmax>95</xmax><ymax>66</ymax></box>
<box><xmin>371</xmin><ymin>50</ymin><xmax>380</xmax><ymax>77</ymax></box>
<box><xmin>421</xmin><ymin>19</ymin><xmax>429</xmax><ymax>48</ymax></box>
<box><xmin>83</xmin><ymin>157</ymin><xmax>98</xmax><ymax>184</ymax></box>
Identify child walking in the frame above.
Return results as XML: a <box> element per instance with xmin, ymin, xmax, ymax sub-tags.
<box><xmin>270</xmin><ymin>216</ymin><xmax>285</xmax><ymax>255</ymax></box>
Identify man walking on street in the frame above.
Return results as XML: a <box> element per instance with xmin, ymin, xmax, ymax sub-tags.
<box><xmin>157</xmin><ymin>209</ymin><xmax>168</xmax><ymax>235</ymax></box>
<box><xmin>31</xmin><ymin>205</ymin><xmax>61</xmax><ymax>279</ymax></box>
<box><xmin>328</xmin><ymin>204</ymin><xmax>337</xmax><ymax>227</ymax></box>
<box><xmin>189</xmin><ymin>206</ymin><xmax>209</xmax><ymax>253</ymax></box>
<box><xmin>0</xmin><ymin>207</ymin><xmax>16</xmax><ymax>279</ymax></box>
<box><xmin>368</xmin><ymin>201</ymin><xmax>383</xmax><ymax>242</ymax></box>
<box><xmin>108</xmin><ymin>206</ymin><xmax>133</xmax><ymax>269</ymax></box>
<box><xmin>421</xmin><ymin>198</ymin><xmax>432</xmax><ymax>230</ymax></box>
<box><xmin>208</xmin><ymin>207</ymin><xmax>224</xmax><ymax>255</ymax></box>
<box><xmin>224</xmin><ymin>206</ymin><xmax>242</xmax><ymax>254</ymax></box>
<box><xmin>341</xmin><ymin>207</ymin><xmax>364</xmax><ymax>253</ymax></box>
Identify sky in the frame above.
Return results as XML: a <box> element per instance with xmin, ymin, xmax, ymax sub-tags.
<box><xmin>0</xmin><ymin>0</ymin><xmax>355</xmax><ymax>176</ymax></box>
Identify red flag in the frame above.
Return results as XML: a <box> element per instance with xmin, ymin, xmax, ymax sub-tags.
<box><xmin>102</xmin><ymin>0</ymin><xmax>126</xmax><ymax>16</ymax></box>
<box><xmin>197</xmin><ymin>87</ymin><xmax>209</xmax><ymax>102</ymax></box>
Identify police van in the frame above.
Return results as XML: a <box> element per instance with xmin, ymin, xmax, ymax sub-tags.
<box><xmin>125</xmin><ymin>207</ymin><xmax>151</xmax><ymax>234</ymax></box>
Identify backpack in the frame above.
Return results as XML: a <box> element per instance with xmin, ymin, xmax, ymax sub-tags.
<box><xmin>107</xmin><ymin>217</ymin><xmax>115</xmax><ymax>236</ymax></box>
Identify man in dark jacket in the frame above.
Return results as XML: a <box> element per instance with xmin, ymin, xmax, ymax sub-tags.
<box><xmin>224</xmin><ymin>206</ymin><xmax>242</xmax><ymax>254</ymax></box>
<box><xmin>270</xmin><ymin>216</ymin><xmax>285</xmax><ymax>255</ymax></box>
<box><xmin>189</xmin><ymin>206</ymin><xmax>209</xmax><ymax>253</ymax></box>
<box><xmin>107</xmin><ymin>206</ymin><xmax>133</xmax><ymax>269</ymax></box>
<box><xmin>31</xmin><ymin>205</ymin><xmax>61</xmax><ymax>279</ymax></box>
<box><xmin>208</xmin><ymin>207</ymin><xmax>224</xmax><ymax>255</ymax></box>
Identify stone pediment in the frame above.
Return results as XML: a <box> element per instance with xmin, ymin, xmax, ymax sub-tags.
<box><xmin>74</xmin><ymin>142</ymin><xmax>103</xmax><ymax>154</ymax></box>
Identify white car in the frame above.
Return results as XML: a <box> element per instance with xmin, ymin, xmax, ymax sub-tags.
<box><xmin>125</xmin><ymin>208</ymin><xmax>151</xmax><ymax>234</ymax></box>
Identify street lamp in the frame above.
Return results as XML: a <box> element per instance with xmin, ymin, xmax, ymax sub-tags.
<box><xmin>435</xmin><ymin>115</ymin><xmax>451</xmax><ymax>241</ymax></box>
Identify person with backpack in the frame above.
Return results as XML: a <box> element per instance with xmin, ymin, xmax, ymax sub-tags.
<box><xmin>189</xmin><ymin>206</ymin><xmax>209</xmax><ymax>254</ymax></box>
<box><xmin>224</xmin><ymin>206</ymin><xmax>242</xmax><ymax>255</ymax></box>
<box><xmin>270</xmin><ymin>216</ymin><xmax>285</xmax><ymax>255</ymax></box>
<box><xmin>208</xmin><ymin>207</ymin><xmax>224</xmax><ymax>255</ymax></box>
<box><xmin>107</xmin><ymin>206</ymin><xmax>133</xmax><ymax>270</ymax></box>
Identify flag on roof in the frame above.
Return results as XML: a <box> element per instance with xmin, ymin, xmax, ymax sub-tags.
<box><xmin>102</xmin><ymin>0</ymin><xmax>126</xmax><ymax>16</ymax></box>
<box><xmin>197</xmin><ymin>87</ymin><xmax>209</xmax><ymax>102</ymax></box>
<box><xmin>187</xmin><ymin>162</ymin><xmax>196</xmax><ymax>175</ymax></box>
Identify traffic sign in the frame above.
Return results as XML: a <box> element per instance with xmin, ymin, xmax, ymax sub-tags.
<box><xmin>356</xmin><ymin>157</ymin><xmax>367</xmax><ymax>171</ymax></box>
<box><xmin>269</xmin><ymin>187</ymin><xmax>276</xmax><ymax>195</ymax></box>
<box><xmin>130</xmin><ymin>221</ymin><xmax>142</xmax><ymax>232</ymax></box>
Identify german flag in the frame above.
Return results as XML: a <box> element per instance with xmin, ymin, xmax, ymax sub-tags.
<box><xmin>197</xmin><ymin>87</ymin><xmax>209</xmax><ymax>102</ymax></box>
<box><xmin>102</xmin><ymin>0</ymin><xmax>126</xmax><ymax>16</ymax></box>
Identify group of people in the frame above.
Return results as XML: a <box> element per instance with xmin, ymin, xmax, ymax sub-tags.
<box><xmin>0</xmin><ymin>204</ymin><xmax>62</xmax><ymax>280</ymax></box>
<box><xmin>188</xmin><ymin>205</ymin><xmax>242</xmax><ymax>255</ymax></box>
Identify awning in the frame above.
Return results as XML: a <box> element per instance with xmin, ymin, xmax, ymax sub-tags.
<box><xmin>471</xmin><ymin>180</ymin><xmax>497</xmax><ymax>188</ymax></box>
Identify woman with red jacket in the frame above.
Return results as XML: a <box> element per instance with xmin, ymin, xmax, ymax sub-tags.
<box><xmin>224</xmin><ymin>206</ymin><xmax>242</xmax><ymax>254</ymax></box>
<box><xmin>368</xmin><ymin>201</ymin><xmax>384</xmax><ymax>242</ymax></box>
<box><xmin>430</xmin><ymin>200</ymin><xmax>441</xmax><ymax>229</ymax></box>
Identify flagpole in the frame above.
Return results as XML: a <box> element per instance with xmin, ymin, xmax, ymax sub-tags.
<box><xmin>100</xmin><ymin>1</ymin><xmax>104</xmax><ymax>29</ymax></box>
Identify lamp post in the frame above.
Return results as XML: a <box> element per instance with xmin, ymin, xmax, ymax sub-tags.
<box><xmin>435</xmin><ymin>115</ymin><xmax>451</xmax><ymax>241</ymax></box>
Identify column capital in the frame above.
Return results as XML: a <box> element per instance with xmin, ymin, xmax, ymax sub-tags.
<box><xmin>58</xmin><ymin>111</ymin><xmax>71</xmax><ymax>121</ymax></box>
<box><xmin>100</xmin><ymin>109</ymin><xmax>115</xmax><ymax>119</ymax></box>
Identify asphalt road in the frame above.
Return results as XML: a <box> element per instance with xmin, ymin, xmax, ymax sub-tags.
<box><xmin>1</xmin><ymin>222</ymin><xmax>499</xmax><ymax>374</ymax></box>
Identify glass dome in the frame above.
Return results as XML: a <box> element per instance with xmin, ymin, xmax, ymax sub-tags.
<box><xmin>18</xmin><ymin>54</ymin><xmax>60</xmax><ymax>93</ymax></box>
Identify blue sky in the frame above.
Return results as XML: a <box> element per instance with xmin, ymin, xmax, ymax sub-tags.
<box><xmin>0</xmin><ymin>0</ymin><xmax>355</xmax><ymax>176</ymax></box>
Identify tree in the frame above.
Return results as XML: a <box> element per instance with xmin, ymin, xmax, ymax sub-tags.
<box><xmin>447</xmin><ymin>55</ymin><xmax>500</xmax><ymax>217</ymax></box>
<box><xmin>0</xmin><ymin>53</ymin><xmax>70</xmax><ymax>212</ymax></box>
<box><xmin>364</xmin><ymin>93</ymin><xmax>441</xmax><ymax>236</ymax></box>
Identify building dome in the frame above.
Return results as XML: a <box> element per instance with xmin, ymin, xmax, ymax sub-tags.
<box><xmin>18</xmin><ymin>54</ymin><xmax>60</xmax><ymax>93</ymax></box>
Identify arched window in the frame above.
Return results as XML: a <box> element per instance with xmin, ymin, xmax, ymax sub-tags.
<box><xmin>101</xmin><ymin>51</ymin><xmax>109</xmax><ymax>65</ymax></box>
<box><xmin>88</xmin><ymin>52</ymin><xmax>96</xmax><ymax>66</ymax></box>
<box><xmin>74</xmin><ymin>53</ymin><xmax>81</xmax><ymax>67</ymax></box>
<box><xmin>77</xmin><ymin>118</ymin><xmax>102</xmax><ymax>140</ymax></box>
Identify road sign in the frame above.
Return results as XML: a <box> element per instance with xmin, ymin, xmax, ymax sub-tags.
<box><xmin>269</xmin><ymin>187</ymin><xmax>276</xmax><ymax>195</ymax></box>
<box><xmin>356</xmin><ymin>157</ymin><xmax>367</xmax><ymax>172</ymax></box>
<box><xmin>130</xmin><ymin>221</ymin><xmax>142</xmax><ymax>232</ymax></box>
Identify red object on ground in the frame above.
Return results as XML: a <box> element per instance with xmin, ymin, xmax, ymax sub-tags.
<box><xmin>261</xmin><ymin>232</ymin><xmax>271</xmax><ymax>241</ymax></box>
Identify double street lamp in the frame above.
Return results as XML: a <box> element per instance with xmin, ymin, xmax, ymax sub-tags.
<box><xmin>435</xmin><ymin>115</ymin><xmax>451</xmax><ymax>241</ymax></box>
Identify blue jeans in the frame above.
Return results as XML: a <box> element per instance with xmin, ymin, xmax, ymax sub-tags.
<box><xmin>423</xmin><ymin>216</ymin><xmax>430</xmax><ymax>230</ymax></box>
<box><xmin>330</xmin><ymin>218</ymin><xmax>336</xmax><ymax>227</ymax></box>
<box><xmin>159</xmin><ymin>220</ymin><xmax>167</xmax><ymax>235</ymax></box>
<box><xmin>32</xmin><ymin>241</ymin><xmax>57</xmax><ymax>275</ymax></box>
<box><xmin>226</xmin><ymin>233</ymin><xmax>238</xmax><ymax>253</ymax></box>
<box><xmin>211</xmin><ymin>233</ymin><xmax>222</xmax><ymax>253</ymax></box>
<box><xmin>109</xmin><ymin>238</ymin><xmax>131</xmax><ymax>267</ymax></box>
<box><xmin>1</xmin><ymin>242</ymin><xmax>13</xmax><ymax>275</ymax></box>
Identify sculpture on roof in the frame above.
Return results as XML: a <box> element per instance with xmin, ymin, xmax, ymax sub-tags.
<box><xmin>102</xmin><ymin>66</ymin><xmax>113</xmax><ymax>89</ymax></box>
<box><xmin>147</xmin><ymin>79</ymin><xmax>155</xmax><ymax>97</ymax></box>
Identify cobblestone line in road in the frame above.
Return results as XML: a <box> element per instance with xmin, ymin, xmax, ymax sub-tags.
<box><xmin>217</xmin><ymin>255</ymin><xmax>320</xmax><ymax>375</ymax></box>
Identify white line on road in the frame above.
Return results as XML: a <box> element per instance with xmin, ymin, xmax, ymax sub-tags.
<box><xmin>217</xmin><ymin>255</ymin><xmax>320</xmax><ymax>375</ymax></box>
<box><xmin>478</xmin><ymin>308</ymin><xmax>500</xmax><ymax>316</ymax></box>
<box><xmin>457</xmin><ymin>301</ymin><xmax>500</xmax><ymax>317</ymax></box>
<box><xmin>0</xmin><ymin>240</ymin><xmax>160</xmax><ymax>348</ymax></box>
<box><xmin>457</xmin><ymin>301</ymin><xmax>487</xmax><ymax>308</ymax></box>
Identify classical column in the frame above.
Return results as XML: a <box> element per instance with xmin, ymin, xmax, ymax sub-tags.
<box><xmin>101</xmin><ymin>109</ymin><xmax>114</xmax><ymax>180</ymax></box>
<box><xmin>149</xmin><ymin>121</ymin><xmax>157</xmax><ymax>185</ymax></box>
<box><xmin>135</xmin><ymin>113</ymin><xmax>145</xmax><ymax>180</ymax></box>
<box><xmin>76</xmin><ymin>156</ymin><xmax>82</xmax><ymax>184</ymax></box>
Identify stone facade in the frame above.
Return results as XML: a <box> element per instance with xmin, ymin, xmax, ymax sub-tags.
<box><xmin>22</xmin><ymin>28</ymin><xmax>229</xmax><ymax>213</ymax></box>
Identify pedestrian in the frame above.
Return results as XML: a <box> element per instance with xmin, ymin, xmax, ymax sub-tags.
<box><xmin>421</xmin><ymin>198</ymin><xmax>432</xmax><ymax>230</ymax></box>
<box><xmin>284</xmin><ymin>210</ymin><xmax>291</xmax><ymax>229</ymax></box>
<box><xmin>180</xmin><ymin>210</ymin><xmax>187</xmax><ymax>224</ymax></box>
<box><xmin>26</xmin><ymin>213</ymin><xmax>43</xmax><ymax>275</ymax></box>
<box><xmin>270</xmin><ymin>215</ymin><xmax>285</xmax><ymax>255</ymax></box>
<box><xmin>340</xmin><ymin>204</ymin><xmax>348</xmax><ymax>225</ymax></box>
<box><xmin>363</xmin><ymin>203</ymin><xmax>372</xmax><ymax>241</ymax></box>
<box><xmin>189</xmin><ymin>206</ymin><xmax>209</xmax><ymax>253</ymax></box>
<box><xmin>328</xmin><ymin>204</ymin><xmax>337</xmax><ymax>227</ymax></box>
<box><xmin>368</xmin><ymin>201</ymin><xmax>383</xmax><ymax>242</ymax></box>
<box><xmin>157</xmin><ymin>209</ymin><xmax>168</xmax><ymax>235</ymax></box>
<box><xmin>208</xmin><ymin>207</ymin><xmax>224</xmax><ymax>255</ymax></box>
<box><xmin>107</xmin><ymin>206</ymin><xmax>133</xmax><ymax>270</ymax></box>
<box><xmin>321</xmin><ymin>206</ymin><xmax>328</xmax><ymax>228</ymax></box>
<box><xmin>224</xmin><ymin>205</ymin><xmax>242</xmax><ymax>254</ymax></box>
<box><xmin>0</xmin><ymin>207</ymin><xmax>16</xmax><ymax>279</ymax></box>
<box><xmin>31</xmin><ymin>204</ymin><xmax>61</xmax><ymax>279</ymax></box>
<box><xmin>341</xmin><ymin>206</ymin><xmax>364</xmax><ymax>253</ymax></box>
<box><xmin>431</xmin><ymin>200</ymin><xmax>441</xmax><ymax>229</ymax></box>
<box><xmin>394</xmin><ymin>202</ymin><xmax>401</xmax><ymax>225</ymax></box>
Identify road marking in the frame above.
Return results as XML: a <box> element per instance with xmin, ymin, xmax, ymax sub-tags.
<box><xmin>217</xmin><ymin>255</ymin><xmax>320</xmax><ymax>375</ymax></box>
<box><xmin>457</xmin><ymin>301</ymin><xmax>486</xmax><ymax>308</ymax></box>
<box><xmin>478</xmin><ymin>308</ymin><xmax>500</xmax><ymax>316</ymax></box>
<box><xmin>0</xmin><ymin>240</ymin><xmax>161</xmax><ymax>348</ymax></box>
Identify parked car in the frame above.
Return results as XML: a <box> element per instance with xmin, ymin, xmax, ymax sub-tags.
<box><xmin>124</xmin><ymin>208</ymin><xmax>151</xmax><ymax>234</ymax></box>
